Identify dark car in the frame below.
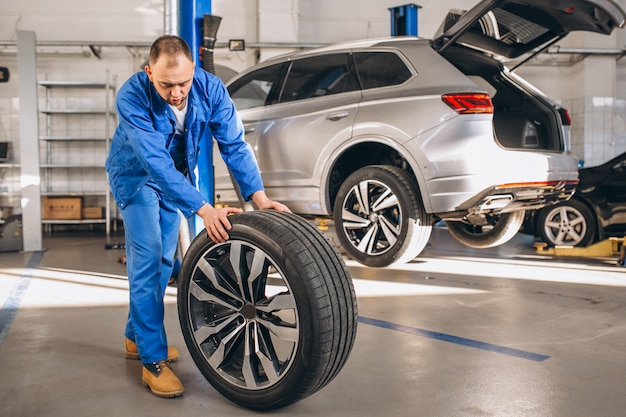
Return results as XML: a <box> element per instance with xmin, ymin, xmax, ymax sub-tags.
<box><xmin>525</xmin><ymin>152</ymin><xmax>626</xmax><ymax>246</ymax></box>
<box><xmin>214</xmin><ymin>0</ymin><xmax>625</xmax><ymax>267</ymax></box>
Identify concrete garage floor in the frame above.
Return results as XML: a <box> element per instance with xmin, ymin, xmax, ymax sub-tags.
<box><xmin>0</xmin><ymin>225</ymin><xmax>625</xmax><ymax>417</ymax></box>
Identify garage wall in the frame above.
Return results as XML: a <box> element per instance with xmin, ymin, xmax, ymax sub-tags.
<box><xmin>514</xmin><ymin>28</ymin><xmax>626</xmax><ymax>166</ymax></box>
<box><xmin>0</xmin><ymin>0</ymin><xmax>163</xmax><ymax>42</ymax></box>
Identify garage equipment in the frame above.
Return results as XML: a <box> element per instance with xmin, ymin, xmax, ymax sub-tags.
<box><xmin>534</xmin><ymin>237</ymin><xmax>625</xmax><ymax>259</ymax></box>
<box><xmin>0</xmin><ymin>215</ymin><xmax>23</xmax><ymax>252</ymax></box>
<box><xmin>389</xmin><ymin>3</ymin><xmax>421</xmax><ymax>36</ymax></box>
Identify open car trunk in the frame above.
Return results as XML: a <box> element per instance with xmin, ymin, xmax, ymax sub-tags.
<box><xmin>440</xmin><ymin>45</ymin><xmax>565</xmax><ymax>152</ymax></box>
<box><xmin>432</xmin><ymin>0</ymin><xmax>626</xmax><ymax>153</ymax></box>
<box><xmin>433</xmin><ymin>0</ymin><xmax>626</xmax><ymax>59</ymax></box>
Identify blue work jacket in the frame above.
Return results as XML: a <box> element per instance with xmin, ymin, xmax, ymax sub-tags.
<box><xmin>105</xmin><ymin>67</ymin><xmax>263</xmax><ymax>217</ymax></box>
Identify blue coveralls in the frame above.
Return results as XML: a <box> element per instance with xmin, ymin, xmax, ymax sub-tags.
<box><xmin>105</xmin><ymin>67</ymin><xmax>263</xmax><ymax>364</ymax></box>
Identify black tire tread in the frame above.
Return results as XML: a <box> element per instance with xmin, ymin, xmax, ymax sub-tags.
<box><xmin>256</xmin><ymin>210</ymin><xmax>357</xmax><ymax>394</ymax></box>
<box><xmin>445</xmin><ymin>210</ymin><xmax>525</xmax><ymax>249</ymax></box>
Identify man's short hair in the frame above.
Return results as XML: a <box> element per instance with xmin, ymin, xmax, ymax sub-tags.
<box><xmin>148</xmin><ymin>35</ymin><xmax>193</xmax><ymax>67</ymax></box>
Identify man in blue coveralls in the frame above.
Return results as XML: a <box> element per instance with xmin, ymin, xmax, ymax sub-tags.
<box><xmin>105</xmin><ymin>35</ymin><xmax>290</xmax><ymax>398</ymax></box>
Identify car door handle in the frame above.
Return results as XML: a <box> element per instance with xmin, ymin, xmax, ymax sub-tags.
<box><xmin>244</xmin><ymin>126</ymin><xmax>256</xmax><ymax>133</ymax></box>
<box><xmin>327</xmin><ymin>111</ymin><xmax>349</xmax><ymax>121</ymax></box>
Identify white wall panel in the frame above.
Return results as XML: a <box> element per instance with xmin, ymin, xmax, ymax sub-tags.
<box><xmin>212</xmin><ymin>0</ymin><xmax>258</xmax><ymax>41</ymax></box>
<box><xmin>1</xmin><ymin>0</ymin><xmax>163</xmax><ymax>41</ymax></box>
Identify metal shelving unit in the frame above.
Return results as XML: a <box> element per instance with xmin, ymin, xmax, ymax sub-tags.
<box><xmin>0</xmin><ymin>162</ymin><xmax>21</xmax><ymax>224</ymax></box>
<box><xmin>38</xmin><ymin>72</ymin><xmax>117</xmax><ymax>235</ymax></box>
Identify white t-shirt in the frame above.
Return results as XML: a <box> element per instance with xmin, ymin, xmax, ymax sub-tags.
<box><xmin>168</xmin><ymin>103</ymin><xmax>188</xmax><ymax>135</ymax></box>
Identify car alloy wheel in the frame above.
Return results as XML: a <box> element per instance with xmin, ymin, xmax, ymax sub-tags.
<box><xmin>177</xmin><ymin>211</ymin><xmax>358</xmax><ymax>410</ymax></box>
<box><xmin>537</xmin><ymin>199</ymin><xmax>596</xmax><ymax>247</ymax></box>
<box><xmin>333</xmin><ymin>165</ymin><xmax>433</xmax><ymax>268</ymax></box>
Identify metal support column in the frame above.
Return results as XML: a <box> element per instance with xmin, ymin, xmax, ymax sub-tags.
<box><xmin>389</xmin><ymin>3</ymin><xmax>421</xmax><ymax>36</ymax></box>
<box><xmin>179</xmin><ymin>0</ymin><xmax>212</xmax><ymax>66</ymax></box>
<box><xmin>179</xmin><ymin>0</ymin><xmax>213</xmax><ymax>236</ymax></box>
<box><xmin>17</xmin><ymin>31</ymin><xmax>42</xmax><ymax>252</ymax></box>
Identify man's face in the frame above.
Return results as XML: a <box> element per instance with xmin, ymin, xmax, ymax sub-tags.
<box><xmin>145</xmin><ymin>54</ymin><xmax>194</xmax><ymax>110</ymax></box>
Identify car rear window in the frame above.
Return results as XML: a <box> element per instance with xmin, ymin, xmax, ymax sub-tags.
<box><xmin>457</xmin><ymin>6</ymin><xmax>553</xmax><ymax>59</ymax></box>
<box><xmin>278</xmin><ymin>53</ymin><xmax>360</xmax><ymax>103</ymax></box>
<box><xmin>481</xmin><ymin>8</ymin><xmax>550</xmax><ymax>46</ymax></box>
<box><xmin>353</xmin><ymin>51</ymin><xmax>411</xmax><ymax>89</ymax></box>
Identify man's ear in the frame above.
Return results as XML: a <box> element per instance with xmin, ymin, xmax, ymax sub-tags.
<box><xmin>144</xmin><ymin>65</ymin><xmax>152</xmax><ymax>81</ymax></box>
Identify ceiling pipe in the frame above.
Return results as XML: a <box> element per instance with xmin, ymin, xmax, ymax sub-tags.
<box><xmin>0</xmin><ymin>40</ymin><xmax>621</xmax><ymax>54</ymax></box>
<box><xmin>0</xmin><ymin>40</ymin><xmax>324</xmax><ymax>49</ymax></box>
<box><xmin>164</xmin><ymin>0</ymin><xmax>179</xmax><ymax>36</ymax></box>
<box><xmin>2</xmin><ymin>40</ymin><xmax>621</xmax><ymax>62</ymax></box>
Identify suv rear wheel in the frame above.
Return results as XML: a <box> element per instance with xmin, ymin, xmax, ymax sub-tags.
<box><xmin>333</xmin><ymin>165</ymin><xmax>433</xmax><ymax>267</ymax></box>
<box><xmin>445</xmin><ymin>210</ymin><xmax>525</xmax><ymax>249</ymax></box>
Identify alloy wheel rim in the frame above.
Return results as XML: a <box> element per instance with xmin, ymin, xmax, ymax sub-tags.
<box><xmin>187</xmin><ymin>240</ymin><xmax>299</xmax><ymax>390</ymax></box>
<box><xmin>340</xmin><ymin>179</ymin><xmax>402</xmax><ymax>256</ymax></box>
<box><xmin>544</xmin><ymin>206</ymin><xmax>587</xmax><ymax>245</ymax></box>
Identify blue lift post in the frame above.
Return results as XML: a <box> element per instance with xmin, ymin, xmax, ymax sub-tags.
<box><xmin>179</xmin><ymin>0</ymin><xmax>213</xmax><ymax>235</ymax></box>
<box><xmin>389</xmin><ymin>3</ymin><xmax>421</xmax><ymax>36</ymax></box>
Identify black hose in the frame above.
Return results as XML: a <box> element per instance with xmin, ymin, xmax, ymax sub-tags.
<box><xmin>202</xmin><ymin>15</ymin><xmax>253</xmax><ymax>211</ymax></box>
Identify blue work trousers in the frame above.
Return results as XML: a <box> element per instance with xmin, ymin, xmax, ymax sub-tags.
<box><xmin>120</xmin><ymin>183</ymin><xmax>181</xmax><ymax>364</ymax></box>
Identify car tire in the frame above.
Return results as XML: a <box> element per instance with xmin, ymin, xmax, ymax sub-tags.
<box><xmin>333</xmin><ymin>165</ymin><xmax>433</xmax><ymax>267</ymax></box>
<box><xmin>445</xmin><ymin>210</ymin><xmax>525</xmax><ymax>249</ymax></box>
<box><xmin>177</xmin><ymin>211</ymin><xmax>358</xmax><ymax>411</ymax></box>
<box><xmin>536</xmin><ymin>199</ymin><xmax>596</xmax><ymax>247</ymax></box>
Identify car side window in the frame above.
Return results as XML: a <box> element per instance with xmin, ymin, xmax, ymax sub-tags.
<box><xmin>279</xmin><ymin>53</ymin><xmax>360</xmax><ymax>103</ymax></box>
<box><xmin>353</xmin><ymin>51</ymin><xmax>411</xmax><ymax>89</ymax></box>
<box><xmin>228</xmin><ymin>63</ymin><xmax>285</xmax><ymax>110</ymax></box>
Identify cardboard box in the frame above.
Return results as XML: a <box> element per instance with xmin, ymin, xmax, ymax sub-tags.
<box><xmin>82</xmin><ymin>206</ymin><xmax>103</xmax><ymax>219</ymax></box>
<box><xmin>42</xmin><ymin>197</ymin><xmax>82</xmax><ymax>220</ymax></box>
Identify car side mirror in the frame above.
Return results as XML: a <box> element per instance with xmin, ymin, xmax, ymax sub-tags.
<box><xmin>0</xmin><ymin>67</ymin><xmax>9</xmax><ymax>83</ymax></box>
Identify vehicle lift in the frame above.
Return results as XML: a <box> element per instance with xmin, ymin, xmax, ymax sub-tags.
<box><xmin>534</xmin><ymin>237</ymin><xmax>626</xmax><ymax>264</ymax></box>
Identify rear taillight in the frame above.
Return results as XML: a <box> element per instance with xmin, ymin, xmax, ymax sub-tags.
<box><xmin>558</xmin><ymin>107</ymin><xmax>571</xmax><ymax>126</ymax></box>
<box><xmin>442</xmin><ymin>93</ymin><xmax>494</xmax><ymax>114</ymax></box>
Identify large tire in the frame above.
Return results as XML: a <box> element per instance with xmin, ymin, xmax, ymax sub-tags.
<box><xmin>333</xmin><ymin>165</ymin><xmax>433</xmax><ymax>268</ymax></box>
<box><xmin>537</xmin><ymin>199</ymin><xmax>596</xmax><ymax>246</ymax></box>
<box><xmin>445</xmin><ymin>210</ymin><xmax>525</xmax><ymax>249</ymax></box>
<box><xmin>177</xmin><ymin>211</ymin><xmax>358</xmax><ymax>411</ymax></box>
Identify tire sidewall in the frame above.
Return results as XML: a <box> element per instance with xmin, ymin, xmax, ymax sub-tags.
<box><xmin>445</xmin><ymin>210</ymin><xmax>525</xmax><ymax>249</ymax></box>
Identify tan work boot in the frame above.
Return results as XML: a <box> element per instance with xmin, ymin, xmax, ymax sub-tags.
<box><xmin>125</xmin><ymin>338</ymin><xmax>179</xmax><ymax>362</ymax></box>
<box><xmin>142</xmin><ymin>361</ymin><xmax>184</xmax><ymax>398</ymax></box>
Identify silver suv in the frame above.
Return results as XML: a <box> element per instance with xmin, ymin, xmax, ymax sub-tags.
<box><xmin>214</xmin><ymin>0</ymin><xmax>625</xmax><ymax>267</ymax></box>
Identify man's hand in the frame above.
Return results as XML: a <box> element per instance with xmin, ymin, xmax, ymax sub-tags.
<box><xmin>251</xmin><ymin>190</ymin><xmax>292</xmax><ymax>213</ymax></box>
<box><xmin>197</xmin><ymin>191</ymin><xmax>290</xmax><ymax>243</ymax></box>
<box><xmin>197</xmin><ymin>203</ymin><xmax>242</xmax><ymax>243</ymax></box>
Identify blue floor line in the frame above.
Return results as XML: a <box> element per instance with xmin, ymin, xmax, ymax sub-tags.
<box><xmin>358</xmin><ymin>316</ymin><xmax>550</xmax><ymax>362</ymax></box>
<box><xmin>0</xmin><ymin>251</ymin><xmax>45</xmax><ymax>347</ymax></box>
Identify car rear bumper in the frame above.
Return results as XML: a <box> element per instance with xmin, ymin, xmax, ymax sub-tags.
<box><xmin>436</xmin><ymin>179</ymin><xmax>577</xmax><ymax>221</ymax></box>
